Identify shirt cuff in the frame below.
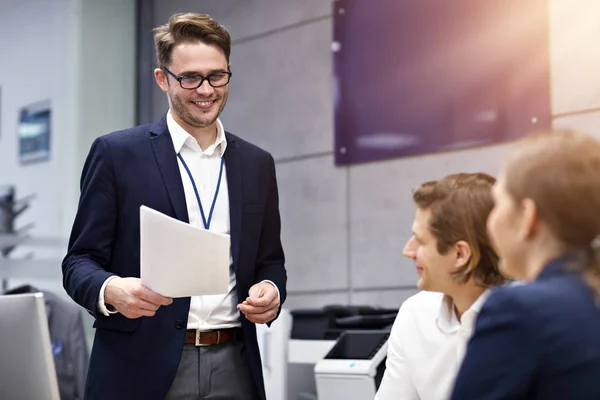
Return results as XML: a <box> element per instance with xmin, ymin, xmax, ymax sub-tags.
<box><xmin>98</xmin><ymin>275</ymin><xmax>120</xmax><ymax>316</ymax></box>
<box><xmin>260</xmin><ymin>280</ymin><xmax>280</xmax><ymax>302</ymax></box>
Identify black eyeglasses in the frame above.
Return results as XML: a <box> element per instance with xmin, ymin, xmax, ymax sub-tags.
<box><xmin>163</xmin><ymin>67</ymin><xmax>232</xmax><ymax>89</ymax></box>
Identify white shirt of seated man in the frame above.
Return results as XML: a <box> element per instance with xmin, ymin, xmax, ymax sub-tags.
<box><xmin>375</xmin><ymin>206</ymin><xmax>499</xmax><ymax>400</ymax></box>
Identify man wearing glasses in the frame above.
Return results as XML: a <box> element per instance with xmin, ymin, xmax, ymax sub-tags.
<box><xmin>62</xmin><ymin>13</ymin><xmax>286</xmax><ymax>400</ymax></box>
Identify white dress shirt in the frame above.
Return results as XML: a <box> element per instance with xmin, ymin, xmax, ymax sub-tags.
<box><xmin>98</xmin><ymin>111</ymin><xmax>278</xmax><ymax>330</ymax></box>
<box><xmin>375</xmin><ymin>289</ymin><xmax>491</xmax><ymax>400</ymax></box>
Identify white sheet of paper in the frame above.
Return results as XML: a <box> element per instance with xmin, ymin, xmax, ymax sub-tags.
<box><xmin>140</xmin><ymin>205</ymin><xmax>230</xmax><ymax>298</ymax></box>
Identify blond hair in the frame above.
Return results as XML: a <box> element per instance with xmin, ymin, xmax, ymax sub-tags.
<box><xmin>504</xmin><ymin>130</ymin><xmax>600</xmax><ymax>296</ymax></box>
<box><xmin>153</xmin><ymin>13</ymin><xmax>231</xmax><ymax>68</ymax></box>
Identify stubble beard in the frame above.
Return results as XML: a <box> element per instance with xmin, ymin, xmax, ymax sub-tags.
<box><xmin>170</xmin><ymin>90</ymin><xmax>228</xmax><ymax>129</ymax></box>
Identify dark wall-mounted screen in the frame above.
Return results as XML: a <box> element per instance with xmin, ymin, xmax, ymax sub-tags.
<box><xmin>333</xmin><ymin>0</ymin><xmax>550</xmax><ymax>165</ymax></box>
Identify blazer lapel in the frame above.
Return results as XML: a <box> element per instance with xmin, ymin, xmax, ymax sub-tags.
<box><xmin>149</xmin><ymin>116</ymin><xmax>189</xmax><ymax>223</ymax></box>
<box><xmin>224</xmin><ymin>132</ymin><xmax>242</xmax><ymax>268</ymax></box>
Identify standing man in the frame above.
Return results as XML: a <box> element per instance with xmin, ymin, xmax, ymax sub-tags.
<box><xmin>375</xmin><ymin>173</ymin><xmax>505</xmax><ymax>400</ymax></box>
<box><xmin>62</xmin><ymin>13</ymin><xmax>286</xmax><ymax>400</ymax></box>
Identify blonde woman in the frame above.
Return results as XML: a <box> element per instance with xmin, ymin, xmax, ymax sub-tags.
<box><xmin>450</xmin><ymin>130</ymin><xmax>600</xmax><ymax>399</ymax></box>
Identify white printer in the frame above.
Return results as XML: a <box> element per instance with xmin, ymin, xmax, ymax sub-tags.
<box><xmin>314</xmin><ymin>330</ymin><xmax>390</xmax><ymax>400</ymax></box>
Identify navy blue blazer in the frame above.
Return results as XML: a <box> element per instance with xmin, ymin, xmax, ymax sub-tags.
<box><xmin>62</xmin><ymin>115</ymin><xmax>286</xmax><ymax>400</ymax></box>
<box><xmin>451</xmin><ymin>256</ymin><xmax>600</xmax><ymax>399</ymax></box>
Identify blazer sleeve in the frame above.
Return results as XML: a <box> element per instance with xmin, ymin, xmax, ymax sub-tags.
<box><xmin>62</xmin><ymin>137</ymin><xmax>118</xmax><ymax>316</ymax></box>
<box><xmin>254</xmin><ymin>155</ymin><xmax>287</xmax><ymax>306</ymax></box>
<box><xmin>375</xmin><ymin>305</ymin><xmax>420</xmax><ymax>400</ymax></box>
<box><xmin>450</xmin><ymin>288</ymin><xmax>537</xmax><ymax>400</ymax></box>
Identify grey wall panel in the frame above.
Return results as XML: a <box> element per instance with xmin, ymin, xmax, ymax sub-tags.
<box><xmin>278</xmin><ymin>156</ymin><xmax>348</xmax><ymax>292</ymax></box>
<box><xmin>549</xmin><ymin>1</ymin><xmax>600</xmax><ymax>114</ymax></box>
<box><xmin>284</xmin><ymin>291</ymin><xmax>349</xmax><ymax>309</ymax></box>
<box><xmin>150</xmin><ymin>78</ymin><xmax>169</xmax><ymax>122</ymax></box>
<box><xmin>221</xmin><ymin>18</ymin><xmax>334</xmax><ymax>159</ymax></box>
<box><xmin>152</xmin><ymin>0</ymin><xmax>332</xmax><ymax>41</ymax></box>
<box><xmin>553</xmin><ymin>111</ymin><xmax>600</xmax><ymax>138</ymax></box>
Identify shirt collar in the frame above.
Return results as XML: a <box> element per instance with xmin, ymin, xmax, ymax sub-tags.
<box><xmin>166</xmin><ymin>110</ymin><xmax>227</xmax><ymax>157</ymax></box>
<box><xmin>436</xmin><ymin>289</ymin><xmax>491</xmax><ymax>333</ymax></box>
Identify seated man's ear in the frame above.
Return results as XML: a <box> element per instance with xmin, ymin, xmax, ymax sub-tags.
<box><xmin>453</xmin><ymin>240</ymin><xmax>473</xmax><ymax>272</ymax></box>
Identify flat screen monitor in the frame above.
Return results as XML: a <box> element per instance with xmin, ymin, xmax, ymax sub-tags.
<box><xmin>0</xmin><ymin>293</ymin><xmax>60</xmax><ymax>400</ymax></box>
<box><xmin>333</xmin><ymin>0</ymin><xmax>550</xmax><ymax>165</ymax></box>
<box><xmin>324</xmin><ymin>331</ymin><xmax>390</xmax><ymax>360</ymax></box>
<box><xmin>18</xmin><ymin>100</ymin><xmax>51</xmax><ymax>165</ymax></box>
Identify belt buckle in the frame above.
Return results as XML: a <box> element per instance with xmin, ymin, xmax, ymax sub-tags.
<box><xmin>194</xmin><ymin>330</ymin><xmax>220</xmax><ymax>346</ymax></box>
<box><xmin>195</xmin><ymin>330</ymin><xmax>205</xmax><ymax>347</ymax></box>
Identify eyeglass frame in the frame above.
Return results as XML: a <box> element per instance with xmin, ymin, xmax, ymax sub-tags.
<box><xmin>162</xmin><ymin>67</ymin><xmax>232</xmax><ymax>89</ymax></box>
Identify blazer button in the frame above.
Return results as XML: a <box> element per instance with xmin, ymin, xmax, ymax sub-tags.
<box><xmin>175</xmin><ymin>319</ymin><xmax>185</xmax><ymax>329</ymax></box>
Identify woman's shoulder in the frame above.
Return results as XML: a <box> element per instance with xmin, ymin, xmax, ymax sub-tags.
<box><xmin>485</xmin><ymin>275</ymin><xmax>590</xmax><ymax>317</ymax></box>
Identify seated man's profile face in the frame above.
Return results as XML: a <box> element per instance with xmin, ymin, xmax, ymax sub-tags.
<box><xmin>403</xmin><ymin>207</ymin><xmax>464</xmax><ymax>293</ymax></box>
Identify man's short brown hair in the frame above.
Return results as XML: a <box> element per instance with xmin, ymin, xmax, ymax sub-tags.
<box><xmin>153</xmin><ymin>13</ymin><xmax>231</xmax><ymax>69</ymax></box>
<box><xmin>412</xmin><ymin>173</ymin><xmax>504</xmax><ymax>287</ymax></box>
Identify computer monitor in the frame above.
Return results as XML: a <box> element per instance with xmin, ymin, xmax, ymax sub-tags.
<box><xmin>0</xmin><ymin>293</ymin><xmax>60</xmax><ymax>400</ymax></box>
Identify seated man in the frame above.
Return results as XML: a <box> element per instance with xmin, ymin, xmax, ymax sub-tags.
<box><xmin>375</xmin><ymin>173</ymin><xmax>506</xmax><ymax>400</ymax></box>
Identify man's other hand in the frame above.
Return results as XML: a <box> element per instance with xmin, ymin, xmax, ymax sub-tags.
<box><xmin>237</xmin><ymin>282</ymin><xmax>279</xmax><ymax>324</ymax></box>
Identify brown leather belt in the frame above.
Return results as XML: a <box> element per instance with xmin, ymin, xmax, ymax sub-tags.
<box><xmin>184</xmin><ymin>328</ymin><xmax>239</xmax><ymax>346</ymax></box>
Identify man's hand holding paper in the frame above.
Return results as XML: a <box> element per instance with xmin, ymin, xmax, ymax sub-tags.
<box><xmin>105</xmin><ymin>277</ymin><xmax>172</xmax><ymax>319</ymax></box>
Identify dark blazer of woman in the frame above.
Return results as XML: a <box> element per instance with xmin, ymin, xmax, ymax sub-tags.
<box><xmin>450</xmin><ymin>256</ymin><xmax>600</xmax><ymax>400</ymax></box>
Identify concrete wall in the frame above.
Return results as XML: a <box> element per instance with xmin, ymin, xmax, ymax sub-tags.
<box><xmin>144</xmin><ymin>0</ymin><xmax>600</xmax><ymax>311</ymax></box>
<box><xmin>0</xmin><ymin>0</ymin><xmax>136</xmax><ymax>344</ymax></box>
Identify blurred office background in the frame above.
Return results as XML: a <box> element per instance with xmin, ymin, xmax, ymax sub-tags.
<box><xmin>1</xmin><ymin>0</ymin><xmax>599</xmax><ymax>350</ymax></box>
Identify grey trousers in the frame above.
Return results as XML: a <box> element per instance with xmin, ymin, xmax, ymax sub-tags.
<box><xmin>164</xmin><ymin>340</ymin><xmax>259</xmax><ymax>400</ymax></box>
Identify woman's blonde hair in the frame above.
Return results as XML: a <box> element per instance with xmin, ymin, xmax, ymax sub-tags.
<box><xmin>504</xmin><ymin>129</ymin><xmax>600</xmax><ymax>297</ymax></box>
